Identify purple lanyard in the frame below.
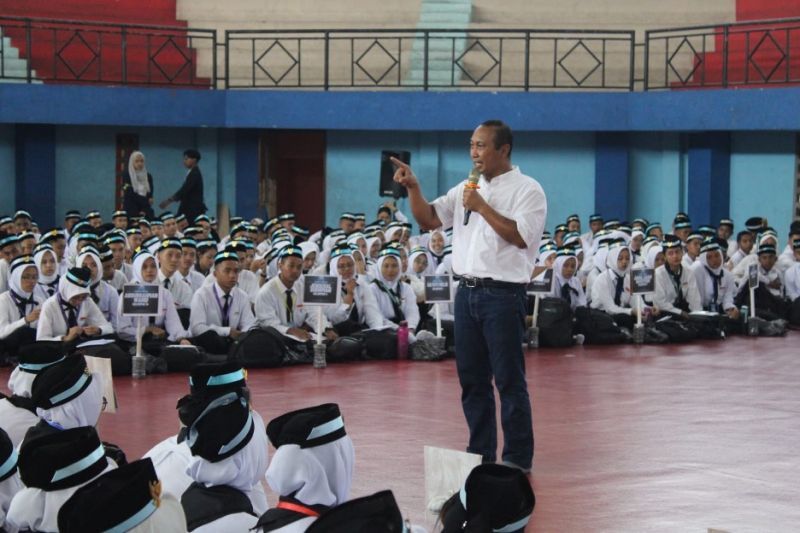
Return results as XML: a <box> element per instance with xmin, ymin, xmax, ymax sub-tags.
<box><xmin>57</xmin><ymin>294</ymin><xmax>79</xmax><ymax>327</ymax></box>
<box><xmin>213</xmin><ymin>285</ymin><xmax>232</xmax><ymax>326</ymax></box>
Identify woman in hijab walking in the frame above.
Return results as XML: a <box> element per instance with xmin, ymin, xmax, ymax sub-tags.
<box><xmin>121</xmin><ymin>151</ymin><xmax>155</xmax><ymax>219</ymax></box>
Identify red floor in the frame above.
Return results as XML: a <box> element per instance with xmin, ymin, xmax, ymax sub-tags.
<box><xmin>3</xmin><ymin>335</ymin><xmax>799</xmax><ymax>531</ymax></box>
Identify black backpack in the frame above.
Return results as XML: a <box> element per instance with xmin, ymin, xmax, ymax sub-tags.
<box><xmin>228</xmin><ymin>328</ymin><xmax>286</xmax><ymax>368</ymax></box>
<box><xmin>574</xmin><ymin>307</ymin><xmax>630</xmax><ymax>345</ymax></box>
<box><xmin>652</xmin><ymin>317</ymin><xmax>696</xmax><ymax>343</ymax></box>
<box><xmin>537</xmin><ymin>297</ymin><xmax>574</xmax><ymax>347</ymax></box>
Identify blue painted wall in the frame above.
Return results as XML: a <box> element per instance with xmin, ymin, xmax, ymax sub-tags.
<box><xmin>325</xmin><ymin>130</ymin><xmax>595</xmax><ymax>230</ymax></box>
<box><xmin>730</xmin><ymin>132</ymin><xmax>796</xmax><ymax>238</ymax></box>
<box><xmin>0</xmin><ymin>125</ymin><xmax>15</xmax><ymax>215</ymax></box>
<box><xmin>627</xmin><ymin>133</ymin><xmax>685</xmax><ymax>227</ymax></box>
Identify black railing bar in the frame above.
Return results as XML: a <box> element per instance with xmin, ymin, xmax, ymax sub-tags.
<box><xmin>0</xmin><ymin>15</ymin><xmax>216</xmax><ymax>34</ymax></box>
<box><xmin>647</xmin><ymin>16</ymin><xmax>800</xmax><ymax>35</ymax></box>
<box><xmin>223</xmin><ymin>28</ymin><xmax>635</xmax><ymax>36</ymax></box>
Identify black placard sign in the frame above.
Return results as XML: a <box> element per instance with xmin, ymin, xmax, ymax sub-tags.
<box><xmin>526</xmin><ymin>269</ymin><xmax>553</xmax><ymax>295</ymax></box>
<box><xmin>424</xmin><ymin>275</ymin><xmax>453</xmax><ymax>303</ymax></box>
<box><xmin>748</xmin><ymin>263</ymin><xmax>760</xmax><ymax>290</ymax></box>
<box><xmin>122</xmin><ymin>284</ymin><xmax>160</xmax><ymax>316</ymax></box>
<box><xmin>303</xmin><ymin>275</ymin><xmax>341</xmax><ymax>305</ymax></box>
<box><xmin>630</xmin><ymin>267</ymin><xmax>656</xmax><ymax>295</ymax></box>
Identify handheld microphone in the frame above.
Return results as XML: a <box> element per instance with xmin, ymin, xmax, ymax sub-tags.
<box><xmin>463</xmin><ymin>167</ymin><xmax>480</xmax><ymax>226</ymax></box>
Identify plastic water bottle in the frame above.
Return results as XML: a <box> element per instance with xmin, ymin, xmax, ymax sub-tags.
<box><xmin>131</xmin><ymin>354</ymin><xmax>146</xmax><ymax>379</ymax></box>
<box><xmin>397</xmin><ymin>321</ymin><xmax>409</xmax><ymax>360</ymax></box>
<box><xmin>741</xmin><ymin>305</ymin><xmax>749</xmax><ymax>326</ymax></box>
<box><xmin>313</xmin><ymin>343</ymin><xmax>327</xmax><ymax>369</ymax></box>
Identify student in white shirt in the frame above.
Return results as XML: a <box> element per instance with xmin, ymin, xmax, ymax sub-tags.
<box><xmin>76</xmin><ymin>246</ymin><xmax>120</xmax><ymax>329</ymax></box>
<box><xmin>368</xmin><ymin>247</ymin><xmax>420</xmax><ymax>339</ymax></box>
<box><xmin>784</xmin><ymin>238</ymin><xmax>800</xmax><ymax>303</ymax></box>
<box><xmin>176</xmin><ymin>238</ymin><xmax>205</xmax><ymax>294</ymax></box>
<box><xmin>325</xmin><ymin>245</ymin><xmax>384</xmax><ymax>336</ymax></box>
<box><xmin>0</xmin><ymin>256</ymin><xmax>41</xmax><ymax>363</ymax></box>
<box><xmin>654</xmin><ymin>235</ymin><xmax>702</xmax><ymax>319</ymax></box>
<box><xmin>0</xmin><ymin>233</ymin><xmax>21</xmax><ymax>294</ymax></box>
<box><xmin>736</xmin><ymin>244</ymin><xmax>790</xmax><ymax>320</ymax></box>
<box><xmin>691</xmin><ymin>238</ymin><xmax>740</xmax><ymax>320</ymax></box>
<box><xmin>156</xmin><ymin>238</ymin><xmax>194</xmax><ymax>330</ymax></box>
<box><xmin>116</xmin><ymin>250</ymin><xmax>192</xmax><ymax>355</ymax></box>
<box><xmin>681</xmin><ymin>232</ymin><xmax>703</xmax><ymax>270</ymax></box>
<box><xmin>591</xmin><ymin>242</ymin><xmax>637</xmax><ymax>327</ymax></box>
<box><xmin>195</xmin><ymin>239</ymin><xmax>217</xmax><ymax>277</ymax></box>
<box><xmin>189</xmin><ymin>251</ymin><xmax>256</xmax><ymax>355</ymax></box>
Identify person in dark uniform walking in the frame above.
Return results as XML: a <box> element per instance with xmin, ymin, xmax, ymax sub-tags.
<box><xmin>160</xmin><ymin>149</ymin><xmax>207</xmax><ymax>224</ymax></box>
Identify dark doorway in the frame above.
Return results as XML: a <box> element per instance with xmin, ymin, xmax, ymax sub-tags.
<box><xmin>262</xmin><ymin>130</ymin><xmax>326</xmax><ymax>231</ymax></box>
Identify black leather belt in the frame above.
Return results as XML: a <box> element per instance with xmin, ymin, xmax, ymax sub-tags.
<box><xmin>454</xmin><ymin>275</ymin><xmax>526</xmax><ymax>290</ymax></box>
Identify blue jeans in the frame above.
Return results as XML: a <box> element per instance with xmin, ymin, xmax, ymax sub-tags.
<box><xmin>454</xmin><ymin>283</ymin><xmax>533</xmax><ymax>468</ymax></box>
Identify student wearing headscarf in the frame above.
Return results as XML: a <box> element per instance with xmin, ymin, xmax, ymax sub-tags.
<box><xmin>189</xmin><ymin>251</ymin><xmax>256</xmax><ymax>355</ymax></box>
<box><xmin>654</xmin><ymin>235</ymin><xmax>702</xmax><ymax>318</ymax></box>
<box><xmin>6</xmin><ymin>426</ymin><xmax>116</xmax><ymax>533</ymax></box>
<box><xmin>734</xmin><ymin>244</ymin><xmax>789</xmax><ymax>320</ymax></box>
<box><xmin>57</xmin><ymin>457</ymin><xmax>187</xmax><ymax>533</ymax></box>
<box><xmin>256</xmin><ymin>403</ymin><xmax>355</xmax><ymax>532</ymax></box>
<box><xmin>122</xmin><ymin>151</ymin><xmax>155</xmax><ymax>219</ymax></box>
<box><xmin>76</xmin><ymin>246</ymin><xmax>120</xmax><ymax>327</ymax></box>
<box><xmin>0</xmin><ymin>428</ymin><xmax>22</xmax><ymax>533</ymax></box>
<box><xmin>368</xmin><ymin>247</ymin><xmax>420</xmax><ymax>339</ymax></box>
<box><xmin>539</xmin><ymin>247</ymin><xmax>585</xmax><ymax>311</ymax></box>
<box><xmin>0</xmin><ymin>344</ymin><xmax>64</xmax><ymax>448</ymax></box>
<box><xmin>179</xmin><ymin>389</ymin><xmax>269</xmax><ymax>531</ymax></box>
<box><xmin>590</xmin><ymin>242</ymin><xmax>637</xmax><ymax>327</ymax></box>
<box><xmin>427</xmin><ymin>228</ymin><xmax>448</xmax><ymax>269</ymax></box>
<box><xmin>585</xmin><ymin>238</ymin><xmax>612</xmax><ymax>303</ymax></box>
<box><xmin>0</xmin><ymin>232</ymin><xmax>21</xmax><ymax>294</ymax></box>
<box><xmin>732</xmin><ymin>231</ymin><xmax>777</xmax><ymax>285</ymax></box>
<box><xmin>116</xmin><ymin>251</ymin><xmax>192</xmax><ymax>355</ymax></box>
<box><xmin>691</xmin><ymin>238</ymin><xmax>739</xmax><ymax>320</ymax></box>
<box><xmin>299</xmin><ymin>241</ymin><xmax>320</xmax><ymax>275</ymax></box>
<box><xmin>0</xmin><ymin>257</ymin><xmax>42</xmax><ymax>362</ymax></box>
<box><xmin>405</xmin><ymin>246</ymin><xmax>433</xmax><ymax>305</ymax></box>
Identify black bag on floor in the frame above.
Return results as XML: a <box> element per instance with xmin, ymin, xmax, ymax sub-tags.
<box><xmin>326</xmin><ymin>336</ymin><xmax>364</xmax><ymax>362</ymax></box>
<box><xmin>356</xmin><ymin>329</ymin><xmax>398</xmax><ymax>360</ymax></box>
<box><xmin>161</xmin><ymin>345</ymin><xmax>206</xmax><ymax>372</ymax></box>
<box><xmin>687</xmin><ymin>313</ymin><xmax>725</xmax><ymax>340</ymax></box>
<box><xmin>537</xmin><ymin>297</ymin><xmax>574</xmax><ymax>348</ymax></box>
<box><xmin>574</xmin><ymin>307</ymin><xmax>629</xmax><ymax>345</ymax></box>
<box><xmin>789</xmin><ymin>297</ymin><xmax>800</xmax><ymax>326</ymax></box>
<box><xmin>228</xmin><ymin>328</ymin><xmax>285</xmax><ymax>368</ymax></box>
<box><xmin>652</xmin><ymin>318</ymin><xmax>696</xmax><ymax>343</ymax></box>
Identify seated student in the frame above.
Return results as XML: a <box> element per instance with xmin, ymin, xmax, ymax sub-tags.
<box><xmin>543</xmin><ymin>247</ymin><xmax>586</xmax><ymax>311</ymax></box>
<box><xmin>777</xmin><ymin>221</ymin><xmax>800</xmax><ymax>273</ymax></box>
<box><xmin>146</xmin><ymin>362</ymin><xmax>264</xmax><ymax>502</ymax></box>
<box><xmin>0</xmin><ymin>232</ymin><xmax>21</xmax><ymax>293</ymax></box>
<box><xmin>25</xmin><ymin>354</ymin><xmax>105</xmax><ymax>441</ymax></box>
<box><xmin>585</xmin><ymin>239</ymin><xmax>612</xmax><ymax>302</ymax></box>
<box><xmin>176</xmin><ymin>237</ymin><xmax>205</xmax><ymax>294</ymax></box>
<box><xmin>195</xmin><ymin>239</ymin><xmax>217</xmax><ymax>277</ymax></box>
<box><xmin>300</xmin><ymin>241</ymin><xmax>319</xmax><ymax>275</ymax></box>
<box><xmin>735</xmin><ymin>243</ymin><xmax>789</xmax><ymax>320</ymax></box>
<box><xmin>368</xmin><ymin>247</ymin><xmax>420</xmax><ymax>343</ymax></box>
<box><xmin>691</xmin><ymin>238</ymin><xmax>740</xmax><ymax>322</ymax></box>
<box><xmin>38</xmin><ymin>227</ymin><xmax>69</xmax><ymax>278</ymax></box>
<box><xmin>17</xmin><ymin>232</ymin><xmax>36</xmax><ymax>257</ymax></box>
<box><xmin>225</xmin><ymin>239</ymin><xmax>261</xmax><ymax>302</ymax></box>
<box><xmin>590</xmin><ymin>242</ymin><xmax>638</xmax><ymax>328</ymax></box>
<box><xmin>189</xmin><ymin>251</ymin><xmax>255</xmax><ymax>355</ymax></box>
<box><xmin>36</xmin><ymin>266</ymin><xmax>130</xmax><ymax>375</ymax></box>
<box><xmin>116</xmin><ymin>251</ymin><xmax>192</xmax><ymax>355</ymax></box>
<box><xmin>180</xmin><ymin>389</ymin><xmax>269</xmax><ymax>532</ymax></box>
<box><xmin>57</xmin><ymin>457</ymin><xmax>188</xmax><ymax>533</ymax></box>
<box><xmin>157</xmin><ymin>239</ymin><xmax>194</xmax><ymax>325</ymax></box>
<box><xmin>681</xmin><ymin>232</ymin><xmax>703</xmax><ymax>269</ymax></box>
<box><xmin>439</xmin><ymin>464</ymin><xmax>534</xmax><ymax>533</ymax></box>
<box><xmin>732</xmin><ymin>231</ymin><xmax>777</xmax><ymax>285</ymax></box>
<box><xmin>1</xmin><ymin>428</ymin><xmax>23</xmax><ymax>533</ymax></box>
<box><xmin>76</xmin><ymin>246</ymin><xmax>120</xmax><ymax>328</ymax></box>
<box><xmin>0</xmin><ymin>345</ymin><xmax>66</xmax><ymax>448</ymax></box>
<box><xmin>325</xmin><ymin>245</ymin><xmax>384</xmax><ymax>336</ymax></box>
<box><xmin>654</xmin><ymin>235</ymin><xmax>702</xmax><ymax>319</ymax></box>
<box><xmin>784</xmin><ymin>238</ymin><xmax>800</xmax><ymax>302</ymax></box>
<box><xmin>427</xmin><ymin>228</ymin><xmax>447</xmax><ymax>269</ymax></box>
<box><xmin>257</xmin><ymin>403</ymin><xmax>354</xmax><ymax>532</ymax></box>
<box><xmin>6</xmin><ymin>426</ymin><xmax>116</xmax><ymax>533</ymax></box>
<box><xmin>255</xmin><ymin>246</ymin><xmax>336</xmax><ymax>360</ymax></box>
<box><xmin>98</xmin><ymin>245</ymin><xmax>127</xmax><ymax>292</ymax></box>
<box><xmin>0</xmin><ymin>256</ymin><xmax>42</xmax><ymax>364</ymax></box>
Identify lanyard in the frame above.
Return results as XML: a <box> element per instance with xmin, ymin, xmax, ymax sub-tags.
<box><xmin>57</xmin><ymin>294</ymin><xmax>79</xmax><ymax>328</ymax></box>
<box><xmin>213</xmin><ymin>285</ymin><xmax>231</xmax><ymax>326</ymax></box>
<box><xmin>275</xmin><ymin>501</ymin><xmax>321</xmax><ymax>518</ymax></box>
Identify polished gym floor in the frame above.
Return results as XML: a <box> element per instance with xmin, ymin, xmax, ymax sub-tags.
<box><xmin>3</xmin><ymin>334</ymin><xmax>798</xmax><ymax>532</ymax></box>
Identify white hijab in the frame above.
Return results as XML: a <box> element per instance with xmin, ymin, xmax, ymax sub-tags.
<box><xmin>128</xmin><ymin>151</ymin><xmax>150</xmax><ymax>196</ymax></box>
<box><xmin>9</xmin><ymin>262</ymin><xmax>37</xmax><ymax>300</ymax></box>
<box><xmin>36</xmin><ymin>371</ymin><xmax>105</xmax><ymax>430</ymax></box>
<box><xmin>644</xmin><ymin>245</ymin><xmax>664</xmax><ymax>269</ymax></box>
<box><xmin>266</xmin><ymin>436</ymin><xmax>355</xmax><ymax>508</ymax></box>
<box><xmin>407</xmin><ymin>247</ymin><xmax>434</xmax><ymax>277</ymax></box>
<box><xmin>553</xmin><ymin>255</ymin><xmax>580</xmax><ymax>296</ymax></box>
<box><xmin>132</xmin><ymin>252</ymin><xmax>158</xmax><ymax>285</ymax></box>
<box><xmin>374</xmin><ymin>254</ymin><xmax>401</xmax><ymax>291</ymax></box>
<box><xmin>34</xmin><ymin>247</ymin><xmax>59</xmax><ymax>284</ymax></box>
<box><xmin>606</xmin><ymin>245</ymin><xmax>631</xmax><ymax>277</ymax></box>
<box><xmin>76</xmin><ymin>249</ymin><xmax>103</xmax><ymax>285</ymax></box>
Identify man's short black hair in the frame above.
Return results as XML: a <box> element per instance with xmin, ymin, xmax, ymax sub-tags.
<box><xmin>480</xmin><ymin>119</ymin><xmax>513</xmax><ymax>157</ymax></box>
<box><xmin>736</xmin><ymin>230</ymin><xmax>753</xmax><ymax>243</ymax></box>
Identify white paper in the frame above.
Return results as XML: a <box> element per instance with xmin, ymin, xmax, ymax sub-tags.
<box><xmin>424</xmin><ymin>446</ymin><xmax>482</xmax><ymax>513</ymax></box>
<box><xmin>76</xmin><ymin>338</ymin><xmax>115</xmax><ymax>348</ymax></box>
<box><xmin>84</xmin><ymin>356</ymin><xmax>117</xmax><ymax>414</ymax></box>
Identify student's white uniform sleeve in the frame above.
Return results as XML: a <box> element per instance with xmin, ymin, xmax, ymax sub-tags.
<box><xmin>254</xmin><ymin>283</ymin><xmax>289</xmax><ymax>335</ymax></box>
<box><xmin>36</xmin><ymin>299</ymin><xmax>63</xmax><ymax>341</ymax></box>
<box><xmin>721</xmin><ymin>272</ymin><xmax>737</xmax><ymax>311</ymax></box>
<box><xmin>237</xmin><ymin>293</ymin><xmax>256</xmax><ymax>332</ymax></box>
<box><xmin>325</xmin><ymin>302</ymin><xmax>350</xmax><ymax>326</ymax></box>
<box><xmin>84</xmin><ymin>299</ymin><xmax>114</xmax><ymax>335</ymax></box>
<box><xmin>0</xmin><ymin>295</ymin><xmax>27</xmax><ymax>339</ymax></box>
<box><xmin>0</xmin><ymin>261</ymin><xmax>8</xmax><ymax>294</ymax></box>
<box><xmin>106</xmin><ymin>289</ymin><xmax>121</xmax><ymax>333</ymax></box>
<box><xmin>685</xmin><ymin>270</ymin><xmax>702</xmax><ymax>312</ymax></box>
<box><xmin>115</xmin><ymin>297</ymin><xmax>137</xmax><ymax>343</ymax></box>
<box><xmin>574</xmin><ymin>281</ymin><xmax>587</xmax><ymax>308</ymax></box>
<box><xmin>786</xmin><ymin>266</ymin><xmax>800</xmax><ymax>301</ymax></box>
<box><xmin>393</xmin><ymin>209</ymin><xmax>409</xmax><ymax>223</ymax></box>
<box><xmin>163</xmin><ymin>290</ymin><xmax>190</xmax><ymax>341</ymax></box>
<box><xmin>590</xmin><ymin>273</ymin><xmax>628</xmax><ymax>315</ymax></box>
<box><xmin>654</xmin><ymin>268</ymin><xmax>682</xmax><ymax>315</ymax></box>
<box><xmin>362</xmin><ymin>282</ymin><xmax>385</xmax><ymax>330</ymax></box>
<box><xmin>401</xmin><ymin>283</ymin><xmax>420</xmax><ymax>330</ymax></box>
<box><xmin>190</xmin><ymin>290</ymin><xmax>230</xmax><ymax>337</ymax></box>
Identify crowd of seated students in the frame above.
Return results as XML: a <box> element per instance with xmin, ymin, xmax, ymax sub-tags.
<box><xmin>531</xmin><ymin>213</ymin><xmax>800</xmax><ymax>345</ymax></box>
<box><xmin>0</xmin><ymin>203</ymin><xmax>797</xmax><ymax>370</ymax></box>
<box><xmin>1</xmin><ymin>353</ymin><xmax>535</xmax><ymax>532</ymax></box>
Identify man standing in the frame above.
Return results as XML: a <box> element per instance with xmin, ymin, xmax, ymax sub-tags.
<box><xmin>392</xmin><ymin>120</ymin><xmax>546</xmax><ymax>473</ymax></box>
<box><xmin>160</xmin><ymin>149</ymin><xmax>207</xmax><ymax>224</ymax></box>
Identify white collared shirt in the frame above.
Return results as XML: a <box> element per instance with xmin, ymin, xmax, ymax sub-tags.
<box><xmin>36</xmin><ymin>293</ymin><xmax>114</xmax><ymax>341</ymax></box>
<box><xmin>653</xmin><ymin>265</ymin><xmax>702</xmax><ymax>315</ymax></box>
<box><xmin>189</xmin><ymin>282</ymin><xmax>255</xmax><ymax>338</ymax></box>
<box><xmin>431</xmin><ymin>166</ymin><xmax>547</xmax><ymax>283</ymax></box>
<box><xmin>158</xmin><ymin>269</ymin><xmax>194</xmax><ymax>309</ymax></box>
<box><xmin>254</xmin><ymin>275</ymin><xmax>329</xmax><ymax>335</ymax></box>
<box><xmin>117</xmin><ymin>285</ymin><xmax>189</xmax><ymax>342</ymax></box>
<box><xmin>0</xmin><ymin>290</ymin><xmax>42</xmax><ymax>339</ymax></box>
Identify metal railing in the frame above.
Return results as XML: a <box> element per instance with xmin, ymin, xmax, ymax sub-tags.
<box><xmin>645</xmin><ymin>17</ymin><xmax>800</xmax><ymax>90</ymax></box>
<box><xmin>3</xmin><ymin>15</ymin><xmax>800</xmax><ymax>91</ymax></box>
<box><xmin>224</xmin><ymin>29</ymin><xmax>635</xmax><ymax>90</ymax></box>
<box><xmin>0</xmin><ymin>16</ymin><xmax>216</xmax><ymax>87</ymax></box>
